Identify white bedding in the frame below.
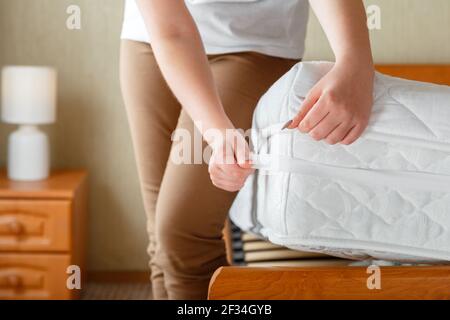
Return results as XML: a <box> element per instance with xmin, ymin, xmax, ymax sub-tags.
<box><xmin>229</xmin><ymin>61</ymin><xmax>450</xmax><ymax>263</ymax></box>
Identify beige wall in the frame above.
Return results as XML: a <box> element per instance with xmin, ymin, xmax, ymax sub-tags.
<box><xmin>0</xmin><ymin>0</ymin><xmax>449</xmax><ymax>271</ymax></box>
<box><xmin>304</xmin><ymin>0</ymin><xmax>450</xmax><ymax>63</ymax></box>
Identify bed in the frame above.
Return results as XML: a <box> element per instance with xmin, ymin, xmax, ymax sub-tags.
<box><xmin>208</xmin><ymin>65</ymin><xmax>450</xmax><ymax>300</ymax></box>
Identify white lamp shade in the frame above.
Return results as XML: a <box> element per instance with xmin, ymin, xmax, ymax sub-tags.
<box><xmin>1</xmin><ymin>66</ymin><xmax>57</xmax><ymax>124</ymax></box>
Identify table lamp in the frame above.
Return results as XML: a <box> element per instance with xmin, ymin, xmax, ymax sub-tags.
<box><xmin>1</xmin><ymin>66</ymin><xmax>57</xmax><ymax>181</ymax></box>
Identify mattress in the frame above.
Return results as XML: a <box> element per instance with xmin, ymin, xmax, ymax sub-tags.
<box><xmin>229</xmin><ymin>61</ymin><xmax>450</xmax><ymax>263</ymax></box>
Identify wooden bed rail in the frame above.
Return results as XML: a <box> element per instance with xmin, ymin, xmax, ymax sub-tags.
<box><xmin>375</xmin><ymin>64</ymin><xmax>450</xmax><ymax>85</ymax></box>
<box><xmin>208</xmin><ymin>266</ymin><xmax>450</xmax><ymax>300</ymax></box>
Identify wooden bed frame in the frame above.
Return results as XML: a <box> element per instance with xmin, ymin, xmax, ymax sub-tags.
<box><xmin>209</xmin><ymin>65</ymin><xmax>450</xmax><ymax>300</ymax></box>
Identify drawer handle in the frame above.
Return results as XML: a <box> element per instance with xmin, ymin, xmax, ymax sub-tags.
<box><xmin>1</xmin><ymin>274</ymin><xmax>23</xmax><ymax>288</ymax></box>
<box><xmin>8</xmin><ymin>275</ymin><xmax>22</xmax><ymax>287</ymax></box>
<box><xmin>8</xmin><ymin>220</ymin><xmax>24</xmax><ymax>235</ymax></box>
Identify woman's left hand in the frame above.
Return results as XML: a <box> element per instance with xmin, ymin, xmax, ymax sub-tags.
<box><xmin>207</xmin><ymin>128</ymin><xmax>255</xmax><ymax>192</ymax></box>
<box><xmin>288</xmin><ymin>61</ymin><xmax>374</xmax><ymax>145</ymax></box>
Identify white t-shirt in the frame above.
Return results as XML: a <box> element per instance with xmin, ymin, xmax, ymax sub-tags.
<box><xmin>121</xmin><ymin>0</ymin><xmax>310</xmax><ymax>59</ymax></box>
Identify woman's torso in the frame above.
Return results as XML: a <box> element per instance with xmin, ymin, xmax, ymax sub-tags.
<box><xmin>121</xmin><ymin>0</ymin><xmax>310</xmax><ymax>59</ymax></box>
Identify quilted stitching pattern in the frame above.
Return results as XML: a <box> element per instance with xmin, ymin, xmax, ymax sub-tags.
<box><xmin>285</xmin><ymin>175</ymin><xmax>449</xmax><ymax>247</ymax></box>
<box><xmin>292</xmin><ymin>135</ymin><xmax>450</xmax><ymax>175</ymax></box>
<box><xmin>229</xmin><ymin>62</ymin><xmax>450</xmax><ymax>262</ymax></box>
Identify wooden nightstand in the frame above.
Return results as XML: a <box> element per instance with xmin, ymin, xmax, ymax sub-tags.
<box><xmin>0</xmin><ymin>170</ymin><xmax>88</xmax><ymax>300</ymax></box>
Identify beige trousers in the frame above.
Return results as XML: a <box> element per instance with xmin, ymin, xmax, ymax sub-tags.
<box><xmin>120</xmin><ymin>39</ymin><xmax>298</xmax><ymax>300</ymax></box>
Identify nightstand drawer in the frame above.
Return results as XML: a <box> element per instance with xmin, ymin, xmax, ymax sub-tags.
<box><xmin>0</xmin><ymin>200</ymin><xmax>71</xmax><ymax>252</ymax></box>
<box><xmin>0</xmin><ymin>253</ymin><xmax>73</xmax><ymax>300</ymax></box>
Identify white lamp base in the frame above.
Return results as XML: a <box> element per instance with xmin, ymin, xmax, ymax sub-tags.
<box><xmin>7</xmin><ymin>125</ymin><xmax>50</xmax><ymax>181</ymax></box>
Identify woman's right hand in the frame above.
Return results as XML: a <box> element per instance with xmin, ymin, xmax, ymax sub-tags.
<box><xmin>207</xmin><ymin>129</ymin><xmax>255</xmax><ymax>192</ymax></box>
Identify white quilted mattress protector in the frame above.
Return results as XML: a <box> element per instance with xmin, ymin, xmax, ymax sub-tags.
<box><xmin>230</xmin><ymin>61</ymin><xmax>450</xmax><ymax>263</ymax></box>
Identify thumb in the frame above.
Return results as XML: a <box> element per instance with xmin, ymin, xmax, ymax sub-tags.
<box><xmin>237</xmin><ymin>160</ymin><xmax>253</xmax><ymax>170</ymax></box>
<box><xmin>288</xmin><ymin>90</ymin><xmax>320</xmax><ymax>129</ymax></box>
<box><xmin>233</xmin><ymin>134</ymin><xmax>252</xmax><ymax>167</ymax></box>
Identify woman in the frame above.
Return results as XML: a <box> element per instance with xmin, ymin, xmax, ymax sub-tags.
<box><xmin>120</xmin><ymin>0</ymin><xmax>374</xmax><ymax>300</ymax></box>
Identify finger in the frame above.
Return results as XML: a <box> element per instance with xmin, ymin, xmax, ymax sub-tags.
<box><xmin>341</xmin><ymin>124</ymin><xmax>365</xmax><ymax>145</ymax></box>
<box><xmin>237</xmin><ymin>161</ymin><xmax>253</xmax><ymax>170</ymax></box>
<box><xmin>212</xmin><ymin>162</ymin><xmax>254</xmax><ymax>178</ymax></box>
<box><xmin>212</xmin><ymin>168</ymin><xmax>246</xmax><ymax>185</ymax></box>
<box><xmin>340</xmin><ymin>126</ymin><xmax>358</xmax><ymax>145</ymax></box>
<box><xmin>211</xmin><ymin>173</ymin><xmax>241</xmax><ymax>185</ymax></box>
<box><xmin>221</xmin><ymin>164</ymin><xmax>254</xmax><ymax>180</ymax></box>
<box><xmin>234</xmin><ymin>136</ymin><xmax>251</xmax><ymax>166</ymax></box>
<box><xmin>325</xmin><ymin>123</ymin><xmax>354</xmax><ymax>145</ymax></box>
<box><xmin>297</xmin><ymin>99</ymin><xmax>329</xmax><ymax>133</ymax></box>
<box><xmin>213</xmin><ymin>183</ymin><xmax>240</xmax><ymax>192</ymax></box>
<box><xmin>211</xmin><ymin>178</ymin><xmax>243</xmax><ymax>192</ymax></box>
<box><xmin>288</xmin><ymin>90</ymin><xmax>320</xmax><ymax>129</ymax></box>
<box><xmin>308</xmin><ymin>114</ymin><xmax>342</xmax><ymax>141</ymax></box>
<box><xmin>211</xmin><ymin>179</ymin><xmax>244</xmax><ymax>191</ymax></box>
